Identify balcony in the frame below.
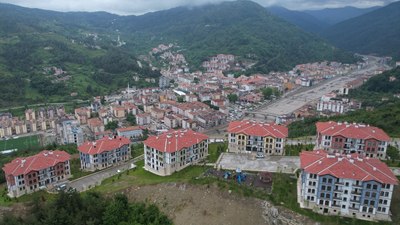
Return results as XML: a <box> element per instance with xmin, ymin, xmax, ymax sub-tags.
<box><xmin>349</xmin><ymin>207</ymin><xmax>359</xmax><ymax>211</ymax></box>
<box><xmin>351</xmin><ymin>191</ymin><xmax>361</xmax><ymax>196</ymax></box>
<box><xmin>350</xmin><ymin>199</ymin><xmax>360</xmax><ymax>203</ymax></box>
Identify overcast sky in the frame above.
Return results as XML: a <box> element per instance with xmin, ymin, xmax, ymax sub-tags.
<box><xmin>0</xmin><ymin>0</ymin><xmax>397</xmax><ymax>15</ymax></box>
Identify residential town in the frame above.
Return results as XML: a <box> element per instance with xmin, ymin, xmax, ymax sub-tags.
<box><xmin>0</xmin><ymin>48</ymin><xmax>398</xmax><ymax>223</ymax></box>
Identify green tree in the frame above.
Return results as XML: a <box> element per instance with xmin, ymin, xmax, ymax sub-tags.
<box><xmin>177</xmin><ymin>96</ymin><xmax>185</xmax><ymax>103</ymax></box>
<box><xmin>261</xmin><ymin>87</ymin><xmax>273</xmax><ymax>100</ymax></box>
<box><xmin>387</xmin><ymin>145</ymin><xmax>400</xmax><ymax>161</ymax></box>
<box><xmin>105</xmin><ymin>121</ymin><xmax>118</xmax><ymax>130</ymax></box>
<box><xmin>227</xmin><ymin>93</ymin><xmax>238</xmax><ymax>103</ymax></box>
<box><xmin>126</xmin><ymin>112</ymin><xmax>136</xmax><ymax>126</ymax></box>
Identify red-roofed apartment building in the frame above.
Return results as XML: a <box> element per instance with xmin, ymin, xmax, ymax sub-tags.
<box><xmin>299</xmin><ymin>150</ymin><xmax>398</xmax><ymax>221</ymax></box>
<box><xmin>2</xmin><ymin>150</ymin><xmax>71</xmax><ymax>198</ymax></box>
<box><xmin>227</xmin><ymin>120</ymin><xmax>288</xmax><ymax>155</ymax></box>
<box><xmin>78</xmin><ymin>136</ymin><xmax>131</xmax><ymax>171</ymax></box>
<box><xmin>144</xmin><ymin>129</ymin><xmax>208</xmax><ymax>176</ymax></box>
<box><xmin>316</xmin><ymin>121</ymin><xmax>390</xmax><ymax>159</ymax></box>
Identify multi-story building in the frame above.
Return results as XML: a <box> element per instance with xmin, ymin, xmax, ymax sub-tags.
<box><xmin>299</xmin><ymin>150</ymin><xmax>398</xmax><ymax>221</ymax></box>
<box><xmin>58</xmin><ymin>120</ymin><xmax>84</xmax><ymax>146</ymax></box>
<box><xmin>316</xmin><ymin>121</ymin><xmax>390</xmax><ymax>159</ymax></box>
<box><xmin>144</xmin><ymin>129</ymin><xmax>208</xmax><ymax>176</ymax></box>
<box><xmin>116</xmin><ymin>126</ymin><xmax>143</xmax><ymax>140</ymax></box>
<box><xmin>78</xmin><ymin>136</ymin><xmax>131</xmax><ymax>171</ymax></box>
<box><xmin>2</xmin><ymin>150</ymin><xmax>71</xmax><ymax>198</ymax></box>
<box><xmin>227</xmin><ymin>120</ymin><xmax>288</xmax><ymax>155</ymax></box>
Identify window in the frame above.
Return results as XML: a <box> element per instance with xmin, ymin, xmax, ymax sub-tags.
<box><xmin>342</xmin><ymin>205</ymin><xmax>346</xmax><ymax>209</ymax></box>
<box><xmin>323</xmin><ymin>178</ymin><xmax>327</xmax><ymax>182</ymax></box>
<box><xmin>367</xmin><ymin>184</ymin><xmax>371</xmax><ymax>189</ymax></box>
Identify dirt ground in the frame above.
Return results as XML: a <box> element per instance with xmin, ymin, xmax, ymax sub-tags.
<box><xmin>1</xmin><ymin>182</ymin><xmax>317</xmax><ymax>225</ymax></box>
<box><xmin>119</xmin><ymin>182</ymin><xmax>316</xmax><ymax>225</ymax></box>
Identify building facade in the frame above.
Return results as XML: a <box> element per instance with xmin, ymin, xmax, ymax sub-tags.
<box><xmin>2</xmin><ymin>150</ymin><xmax>71</xmax><ymax>198</ymax></box>
<box><xmin>227</xmin><ymin>120</ymin><xmax>288</xmax><ymax>155</ymax></box>
<box><xmin>316</xmin><ymin>121</ymin><xmax>390</xmax><ymax>159</ymax></box>
<box><xmin>144</xmin><ymin>129</ymin><xmax>208</xmax><ymax>176</ymax></box>
<box><xmin>299</xmin><ymin>150</ymin><xmax>398</xmax><ymax>221</ymax></box>
<box><xmin>78</xmin><ymin>136</ymin><xmax>131</xmax><ymax>171</ymax></box>
<box><xmin>59</xmin><ymin>120</ymin><xmax>84</xmax><ymax>146</ymax></box>
<box><xmin>116</xmin><ymin>126</ymin><xmax>143</xmax><ymax>140</ymax></box>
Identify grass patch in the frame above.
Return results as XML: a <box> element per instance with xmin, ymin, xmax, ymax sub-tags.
<box><xmin>69</xmin><ymin>158</ymin><xmax>92</xmax><ymax>181</ymax></box>
<box><xmin>207</xmin><ymin>142</ymin><xmax>227</xmax><ymax>163</ymax></box>
<box><xmin>0</xmin><ymin>183</ymin><xmax>54</xmax><ymax>207</ymax></box>
<box><xmin>0</xmin><ymin>135</ymin><xmax>40</xmax><ymax>152</ymax></box>
<box><xmin>131</xmin><ymin>143</ymin><xmax>144</xmax><ymax>158</ymax></box>
<box><xmin>93</xmin><ymin>160</ymin><xmax>207</xmax><ymax>193</ymax></box>
<box><xmin>285</xmin><ymin>144</ymin><xmax>314</xmax><ymax>156</ymax></box>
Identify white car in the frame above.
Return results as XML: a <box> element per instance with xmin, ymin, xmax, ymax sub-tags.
<box><xmin>256</xmin><ymin>152</ymin><xmax>265</xmax><ymax>158</ymax></box>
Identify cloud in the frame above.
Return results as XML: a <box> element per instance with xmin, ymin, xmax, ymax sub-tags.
<box><xmin>0</xmin><ymin>0</ymin><xmax>398</xmax><ymax>15</ymax></box>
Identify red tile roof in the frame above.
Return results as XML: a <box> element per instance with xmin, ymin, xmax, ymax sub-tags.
<box><xmin>144</xmin><ymin>129</ymin><xmax>208</xmax><ymax>153</ymax></box>
<box><xmin>227</xmin><ymin>120</ymin><xmax>288</xmax><ymax>138</ymax></box>
<box><xmin>316</xmin><ymin>121</ymin><xmax>390</xmax><ymax>141</ymax></box>
<box><xmin>78</xmin><ymin>136</ymin><xmax>130</xmax><ymax>155</ymax></box>
<box><xmin>2</xmin><ymin>150</ymin><xmax>71</xmax><ymax>177</ymax></box>
<box><xmin>300</xmin><ymin>150</ymin><xmax>398</xmax><ymax>185</ymax></box>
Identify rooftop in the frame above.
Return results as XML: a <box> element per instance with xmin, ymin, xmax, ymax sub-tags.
<box><xmin>78</xmin><ymin>136</ymin><xmax>130</xmax><ymax>155</ymax></box>
<box><xmin>3</xmin><ymin>150</ymin><xmax>71</xmax><ymax>176</ymax></box>
<box><xmin>300</xmin><ymin>150</ymin><xmax>398</xmax><ymax>185</ymax></box>
<box><xmin>144</xmin><ymin>129</ymin><xmax>208</xmax><ymax>153</ymax></box>
<box><xmin>316</xmin><ymin>121</ymin><xmax>390</xmax><ymax>141</ymax></box>
<box><xmin>227</xmin><ymin>120</ymin><xmax>288</xmax><ymax>138</ymax></box>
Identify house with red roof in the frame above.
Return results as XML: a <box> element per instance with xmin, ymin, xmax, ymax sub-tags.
<box><xmin>227</xmin><ymin>120</ymin><xmax>288</xmax><ymax>155</ymax></box>
<box><xmin>78</xmin><ymin>136</ymin><xmax>131</xmax><ymax>171</ymax></box>
<box><xmin>144</xmin><ymin>129</ymin><xmax>208</xmax><ymax>176</ymax></box>
<box><xmin>299</xmin><ymin>150</ymin><xmax>398</xmax><ymax>221</ymax></box>
<box><xmin>316</xmin><ymin>121</ymin><xmax>390</xmax><ymax>159</ymax></box>
<box><xmin>2</xmin><ymin>150</ymin><xmax>71</xmax><ymax>198</ymax></box>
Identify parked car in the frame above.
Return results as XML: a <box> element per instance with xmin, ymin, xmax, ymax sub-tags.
<box><xmin>256</xmin><ymin>152</ymin><xmax>265</xmax><ymax>158</ymax></box>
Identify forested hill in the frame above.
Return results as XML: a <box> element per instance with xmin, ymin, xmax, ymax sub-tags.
<box><xmin>304</xmin><ymin>6</ymin><xmax>380</xmax><ymax>25</ymax></box>
<box><xmin>0</xmin><ymin>3</ymin><xmax>159</xmax><ymax>108</ymax></box>
<box><xmin>322</xmin><ymin>1</ymin><xmax>400</xmax><ymax>60</ymax></box>
<box><xmin>115</xmin><ymin>1</ymin><xmax>356</xmax><ymax>73</ymax></box>
<box><xmin>0</xmin><ymin>1</ymin><xmax>356</xmax><ymax>107</ymax></box>
<box><xmin>266</xmin><ymin>6</ymin><xmax>328</xmax><ymax>33</ymax></box>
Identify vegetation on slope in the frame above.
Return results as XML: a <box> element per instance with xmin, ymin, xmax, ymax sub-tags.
<box><xmin>323</xmin><ymin>2</ymin><xmax>400</xmax><ymax>60</ymax></box>
<box><xmin>288</xmin><ymin>67</ymin><xmax>400</xmax><ymax>138</ymax></box>
<box><xmin>117</xmin><ymin>1</ymin><xmax>356</xmax><ymax>73</ymax></box>
<box><xmin>0</xmin><ymin>191</ymin><xmax>172</xmax><ymax>225</ymax></box>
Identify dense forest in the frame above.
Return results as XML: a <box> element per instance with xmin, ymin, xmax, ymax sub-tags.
<box><xmin>323</xmin><ymin>1</ymin><xmax>400</xmax><ymax>60</ymax></box>
<box><xmin>288</xmin><ymin>67</ymin><xmax>400</xmax><ymax>138</ymax></box>
<box><xmin>0</xmin><ymin>191</ymin><xmax>172</xmax><ymax>225</ymax></box>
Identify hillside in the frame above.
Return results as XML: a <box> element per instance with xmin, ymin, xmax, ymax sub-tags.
<box><xmin>0</xmin><ymin>1</ymin><xmax>357</xmax><ymax>107</ymax></box>
<box><xmin>267</xmin><ymin>6</ymin><xmax>328</xmax><ymax>33</ymax></box>
<box><xmin>322</xmin><ymin>2</ymin><xmax>400</xmax><ymax>60</ymax></box>
<box><xmin>289</xmin><ymin>67</ymin><xmax>400</xmax><ymax>138</ymax></box>
<box><xmin>304</xmin><ymin>6</ymin><xmax>380</xmax><ymax>25</ymax></box>
<box><xmin>115</xmin><ymin>1</ymin><xmax>356</xmax><ymax>73</ymax></box>
<box><xmin>0</xmin><ymin>3</ymin><xmax>160</xmax><ymax>108</ymax></box>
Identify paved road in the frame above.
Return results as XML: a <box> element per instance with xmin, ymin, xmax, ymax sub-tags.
<box><xmin>67</xmin><ymin>155</ymin><xmax>144</xmax><ymax>192</ymax></box>
<box><xmin>245</xmin><ymin>56</ymin><xmax>389</xmax><ymax>121</ymax></box>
